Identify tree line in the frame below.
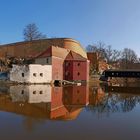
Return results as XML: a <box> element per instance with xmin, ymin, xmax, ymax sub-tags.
<box><xmin>86</xmin><ymin>42</ymin><xmax>139</xmax><ymax>68</ymax></box>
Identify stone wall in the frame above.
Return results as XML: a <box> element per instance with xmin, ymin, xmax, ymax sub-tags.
<box><xmin>10</xmin><ymin>64</ymin><xmax>52</xmax><ymax>83</ymax></box>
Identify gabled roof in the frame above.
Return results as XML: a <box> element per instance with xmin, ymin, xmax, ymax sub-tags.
<box><xmin>35</xmin><ymin>46</ymin><xmax>70</xmax><ymax>59</ymax></box>
<box><xmin>35</xmin><ymin>47</ymin><xmax>52</xmax><ymax>58</ymax></box>
<box><xmin>35</xmin><ymin>46</ymin><xmax>87</xmax><ymax>61</ymax></box>
<box><xmin>65</xmin><ymin>51</ymin><xmax>87</xmax><ymax>61</ymax></box>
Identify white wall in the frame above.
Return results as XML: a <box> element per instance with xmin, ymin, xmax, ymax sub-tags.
<box><xmin>10</xmin><ymin>64</ymin><xmax>52</xmax><ymax>83</ymax></box>
<box><xmin>10</xmin><ymin>85</ymin><xmax>51</xmax><ymax>103</ymax></box>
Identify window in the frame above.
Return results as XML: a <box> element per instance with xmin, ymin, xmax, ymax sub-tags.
<box><xmin>40</xmin><ymin>73</ymin><xmax>43</xmax><ymax>77</ymax></box>
<box><xmin>65</xmin><ymin>62</ymin><xmax>70</xmax><ymax>67</ymax></box>
<box><xmin>46</xmin><ymin>58</ymin><xmax>49</xmax><ymax>63</ymax></box>
<box><xmin>33</xmin><ymin>91</ymin><xmax>36</xmax><ymax>94</ymax></box>
<box><xmin>77</xmin><ymin>63</ymin><xmax>80</xmax><ymax>66</ymax></box>
<box><xmin>21</xmin><ymin>90</ymin><xmax>24</xmax><ymax>94</ymax></box>
<box><xmin>66</xmin><ymin>71</ymin><xmax>70</xmax><ymax>76</ymax></box>
<box><xmin>40</xmin><ymin>91</ymin><xmax>43</xmax><ymax>94</ymax></box>
<box><xmin>77</xmin><ymin>72</ymin><xmax>80</xmax><ymax>76</ymax></box>
<box><xmin>22</xmin><ymin>73</ymin><xmax>24</xmax><ymax>77</ymax></box>
<box><xmin>33</xmin><ymin>73</ymin><xmax>37</xmax><ymax>77</ymax></box>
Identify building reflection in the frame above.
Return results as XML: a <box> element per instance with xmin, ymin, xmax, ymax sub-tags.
<box><xmin>0</xmin><ymin>84</ymin><xmax>140</xmax><ymax>121</ymax></box>
<box><xmin>0</xmin><ymin>84</ymin><xmax>89</xmax><ymax>120</ymax></box>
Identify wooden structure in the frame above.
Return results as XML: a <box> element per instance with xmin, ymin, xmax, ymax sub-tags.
<box><xmin>100</xmin><ymin>70</ymin><xmax>140</xmax><ymax>81</ymax></box>
<box><xmin>104</xmin><ymin>70</ymin><xmax>140</xmax><ymax>78</ymax></box>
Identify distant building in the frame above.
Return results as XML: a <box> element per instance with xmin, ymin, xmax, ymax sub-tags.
<box><xmin>87</xmin><ymin>52</ymin><xmax>99</xmax><ymax>72</ymax></box>
<box><xmin>98</xmin><ymin>59</ymin><xmax>109</xmax><ymax>74</ymax></box>
<box><xmin>87</xmin><ymin>52</ymin><xmax>108</xmax><ymax>74</ymax></box>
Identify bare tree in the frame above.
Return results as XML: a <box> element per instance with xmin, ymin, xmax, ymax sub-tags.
<box><xmin>120</xmin><ymin>48</ymin><xmax>138</xmax><ymax>69</ymax></box>
<box><xmin>86</xmin><ymin>45</ymin><xmax>97</xmax><ymax>52</ymax></box>
<box><xmin>105</xmin><ymin>45</ymin><xmax>121</xmax><ymax>63</ymax></box>
<box><xmin>111</xmin><ymin>49</ymin><xmax>121</xmax><ymax>62</ymax></box>
<box><xmin>23</xmin><ymin>23</ymin><xmax>46</xmax><ymax>41</ymax></box>
<box><xmin>105</xmin><ymin>45</ymin><xmax>113</xmax><ymax>63</ymax></box>
<box><xmin>86</xmin><ymin>42</ymin><xmax>107</xmax><ymax>59</ymax></box>
<box><xmin>96</xmin><ymin>42</ymin><xmax>106</xmax><ymax>59</ymax></box>
<box><xmin>121</xmin><ymin>48</ymin><xmax>138</xmax><ymax>63</ymax></box>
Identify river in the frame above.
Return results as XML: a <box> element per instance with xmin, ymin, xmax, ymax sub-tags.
<box><xmin>0</xmin><ymin>83</ymin><xmax>140</xmax><ymax>140</ymax></box>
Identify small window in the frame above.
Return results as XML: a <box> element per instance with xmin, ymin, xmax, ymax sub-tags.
<box><xmin>21</xmin><ymin>90</ymin><xmax>24</xmax><ymax>94</ymax></box>
<box><xmin>77</xmin><ymin>99</ymin><xmax>80</xmax><ymax>103</ymax></box>
<box><xmin>33</xmin><ymin>91</ymin><xmax>36</xmax><ymax>94</ymax></box>
<box><xmin>22</xmin><ymin>73</ymin><xmax>24</xmax><ymax>77</ymax></box>
<box><xmin>40</xmin><ymin>91</ymin><xmax>43</xmax><ymax>94</ymax></box>
<box><xmin>77</xmin><ymin>63</ymin><xmax>80</xmax><ymax>66</ymax></box>
<box><xmin>33</xmin><ymin>73</ymin><xmax>37</xmax><ymax>77</ymax></box>
<box><xmin>66</xmin><ymin>71</ymin><xmax>70</xmax><ymax>76</ymax></box>
<box><xmin>46</xmin><ymin>58</ymin><xmax>49</xmax><ymax>63</ymax></box>
<box><xmin>77</xmin><ymin>72</ymin><xmax>80</xmax><ymax>76</ymax></box>
<box><xmin>66</xmin><ymin>62</ymin><xmax>70</xmax><ymax>67</ymax></box>
<box><xmin>40</xmin><ymin>73</ymin><xmax>43</xmax><ymax>77</ymax></box>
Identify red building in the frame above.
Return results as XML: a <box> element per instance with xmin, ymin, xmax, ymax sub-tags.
<box><xmin>63</xmin><ymin>85</ymin><xmax>89</xmax><ymax>105</ymax></box>
<box><xmin>64</xmin><ymin>51</ymin><xmax>89</xmax><ymax>81</ymax></box>
<box><xmin>35</xmin><ymin>46</ymin><xmax>89</xmax><ymax>82</ymax></box>
<box><xmin>50</xmin><ymin>85</ymin><xmax>89</xmax><ymax>120</ymax></box>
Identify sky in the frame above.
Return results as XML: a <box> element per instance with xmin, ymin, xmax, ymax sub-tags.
<box><xmin>0</xmin><ymin>0</ymin><xmax>140</xmax><ymax>55</ymax></box>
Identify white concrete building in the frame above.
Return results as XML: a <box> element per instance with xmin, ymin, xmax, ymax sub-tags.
<box><xmin>10</xmin><ymin>64</ymin><xmax>52</xmax><ymax>83</ymax></box>
<box><xmin>10</xmin><ymin>85</ymin><xmax>51</xmax><ymax>103</ymax></box>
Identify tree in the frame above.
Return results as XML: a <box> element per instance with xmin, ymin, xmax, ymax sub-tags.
<box><xmin>111</xmin><ymin>49</ymin><xmax>121</xmax><ymax>62</ymax></box>
<box><xmin>121</xmin><ymin>48</ymin><xmax>138</xmax><ymax>63</ymax></box>
<box><xmin>23</xmin><ymin>23</ymin><xmax>46</xmax><ymax>41</ymax></box>
<box><xmin>86</xmin><ymin>41</ymin><xmax>122</xmax><ymax>64</ymax></box>
<box><xmin>96</xmin><ymin>42</ymin><xmax>107</xmax><ymax>59</ymax></box>
<box><xmin>120</xmin><ymin>48</ymin><xmax>138</xmax><ymax>69</ymax></box>
<box><xmin>104</xmin><ymin>45</ymin><xmax>113</xmax><ymax>63</ymax></box>
<box><xmin>86</xmin><ymin>44</ymin><xmax>97</xmax><ymax>52</ymax></box>
<box><xmin>105</xmin><ymin>45</ymin><xmax>121</xmax><ymax>63</ymax></box>
<box><xmin>86</xmin><ymin>42</ymin><xmax>107</xmax><ymax>59</ymax></box>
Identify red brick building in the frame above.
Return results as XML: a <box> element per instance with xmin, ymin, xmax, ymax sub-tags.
<box><xmin>64</xmin><ymin>51</ymin><xmax>89</xmax><ymax>81</ymax></box>
<box><xmin>35</xmin><ymin>46</ymin><xmax>89</xmax><ymax>82</ymax></box>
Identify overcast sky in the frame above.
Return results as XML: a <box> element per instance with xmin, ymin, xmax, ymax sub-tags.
<box><xmin>0</xmin><ymin>0</ymin><xmax>140</xmax><ymax>55</ymax></box>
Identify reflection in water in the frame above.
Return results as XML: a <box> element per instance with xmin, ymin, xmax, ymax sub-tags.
<box><xmin>87</xmin><ymin>84</ymin><xmax>140</xmax><ymax>117</ymax></box>
<box><xmin>0</xmin><ymin>84</ymin><xmax>140</xmax><ymax>139</ymax></box>
<box><xmin>10</xmin><ymin>85</ymin><xmax>51</xmax><ymax>103</ymax></box>
<box><xmin>0</xmin><ymin>84</ymin><xmax>139</xmax><ymax>120</ymax></box>
<box><xmin>0</xmin><ymin>84</ymin><xmax>89</xmax><ymax>120</ymax></box>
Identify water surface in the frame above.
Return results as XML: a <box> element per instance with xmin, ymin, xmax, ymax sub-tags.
<box><xmin>0</xmin><ymin>84</ymin><xmax>140</xmax><ymax>140</ymax></box>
